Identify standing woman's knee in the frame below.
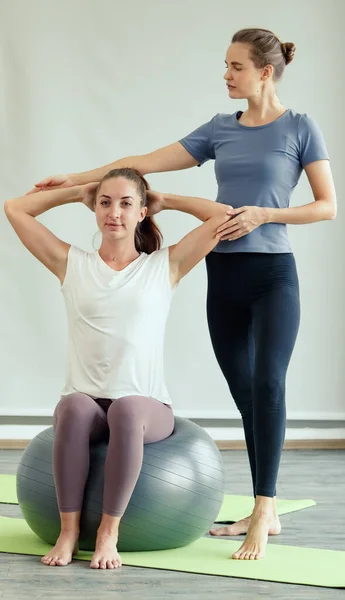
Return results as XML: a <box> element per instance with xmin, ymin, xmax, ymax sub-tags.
<box><xmin>228</xmin><ymin>380</ymin><xmax>253</xmax><ymax>418</ymax></box>
<box><xmin>254</xmin><ymin>375</ymin><xmax>285</xmax><ymax>412</ymax></box>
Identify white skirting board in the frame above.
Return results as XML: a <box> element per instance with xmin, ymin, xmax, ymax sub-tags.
<box><xmin>1</xmin><ymin>425</ymin><xmax>345</xmax><ymax>441</ymax></box>
<box><xmin>1</xmin><ymin>409</ymin><xmax>345</xmax><ymax>419</ymax></box>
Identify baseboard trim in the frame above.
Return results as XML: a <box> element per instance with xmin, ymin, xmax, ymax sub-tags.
<box><xmin>1</xmin><ymin>438</ymin><xmax>345</xmax><ymax>451</ymax></box>
<box><xmin>217</xmin><ymin>439</ymin><xmax>345</xmax><ymax>450</ymax></box>
<box><xmin>0</xmin><ymin>440</ymin><xmax>30</xmax><ymax>450</ymax></box>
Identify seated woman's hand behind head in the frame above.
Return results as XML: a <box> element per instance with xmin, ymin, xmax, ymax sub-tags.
<box><xmin>146</xmin><ymin>191</ymin><xmax>166</xmax><ymax>217</ymax></box>
<box><xmin>82</xmin><ymin>182</ymin><xmax>99</xmax><ymax>212</ymax></box>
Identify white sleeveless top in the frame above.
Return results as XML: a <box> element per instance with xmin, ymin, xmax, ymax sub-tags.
<box><xmin>60</xmin><ymin>246</ymin><xmax>175</xmax><ymax>405</ymax></box>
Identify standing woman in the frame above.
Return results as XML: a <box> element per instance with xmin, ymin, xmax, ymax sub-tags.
<box><xmin>33</xmin><ymin>28</ymin><xmax>337</xmax><ymax>560</ymax></box>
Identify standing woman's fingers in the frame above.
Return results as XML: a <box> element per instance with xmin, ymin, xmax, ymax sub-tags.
<box><xmin>220</xmin><ymin>226</ymin><xmax>243</xmax><ymax>241</ymax></box>
<box><xmin>217</xmin><ymin>216</ymin><xmax>240</xmax><ymax>234</ymax></box>
<box><xmin>223</xmin><ymin>230</ymin><xmax>246</xmax><ymax>241</ymax></box>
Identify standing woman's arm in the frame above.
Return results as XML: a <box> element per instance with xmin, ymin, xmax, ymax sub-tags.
<box><xmin>30</xmin><ymin>143</ymin><xmax>199</xmax><ymax>190</ymax></box>
<box><xmin>265</xmin><ymin>160</ymin><xmax>337</xmax><ymax>223</ymax></box>
<box><xmin>30</xmin><ymin>117</ymin><xmax>216</xmax><ymax>191</ymax></box>
<box><xmin>216</xmin><ymin>159</ymin><xmax>336</xmax><ymax>241</ymax></box>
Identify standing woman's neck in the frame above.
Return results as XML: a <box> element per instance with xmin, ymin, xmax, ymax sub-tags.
<box><xmin>243</xmin><ymin>88</ymin><xmax>286</xmax><ymax>125</ymax></box>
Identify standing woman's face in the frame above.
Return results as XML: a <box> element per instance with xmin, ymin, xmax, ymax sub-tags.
<box><xmin>224</xmin><ymin>43</ymin><xmax>270</xmax><ymax>99</ymax></box>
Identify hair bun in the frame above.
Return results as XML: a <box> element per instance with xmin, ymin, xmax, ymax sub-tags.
<box><xmin>281</xmin><ymin>41</ymin><xmax>296</xmax><ymax>65</ymax></box>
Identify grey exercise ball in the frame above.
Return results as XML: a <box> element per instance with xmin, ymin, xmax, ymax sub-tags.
<box><xmin>16</xmin><ymin>417</ymin><xmax>224</xmax><ymax>552</ymax></box>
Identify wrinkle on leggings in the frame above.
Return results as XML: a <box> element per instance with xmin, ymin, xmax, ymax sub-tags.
<box><xmin>53</xmin><ymin>393</ymin><xmax>174</xmax><ymax>515</ymax></box>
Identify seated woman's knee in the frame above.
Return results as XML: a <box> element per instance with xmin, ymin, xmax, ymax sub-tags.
<box><xmin>55</xmin><ymin>393</ymin><xmax>90</xmax><ymax>423</ymax></box>
<box><xmin>107</xmin><ymin>396</ymin><xmax>141</xmax><ymax>428</ymax></box>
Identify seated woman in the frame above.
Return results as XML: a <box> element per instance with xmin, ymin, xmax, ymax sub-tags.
<box><xmin>4</xmin><ymin>167</ymin><xmax>231</xmax><ymax>570</ymax></box>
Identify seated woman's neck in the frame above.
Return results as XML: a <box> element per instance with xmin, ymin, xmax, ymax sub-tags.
<box><xmin>98</xmin><ymin>243</ymin><xmax>140</xmax><ymax>264</ymax></box>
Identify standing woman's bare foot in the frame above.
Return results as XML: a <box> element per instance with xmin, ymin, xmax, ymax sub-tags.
<box><xmin>41</xmin><ymin>530</ymin><xmax>79</xmax><ymax>567</ymax></box>
<box><xmin>231</xmin><ymin>510</ymin><xmax>273</xmax><ymax>559</ymax></box>
<box><xmin>209</xmin><ymin>513</ymin><xmax>281</xmax><ymax>537</ymax></box>
<box><xmin>209</xmin><ymin>495</ymin><xmax>281</xmax><ymax>538</ymax></box>
<box><xmin>230</xmin><ymin>497</ymin><xmax>279</xmax><ymax>560</ymax></box>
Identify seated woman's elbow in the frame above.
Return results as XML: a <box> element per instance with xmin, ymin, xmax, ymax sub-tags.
<box><xmin>4</xmin><ymin>200</ymin><xmax>14</xmax><ymax>217</ymax></box>
<box><xmin>329</xmin><ymin>199</ymin><xmax>337</xmax><ymax>220</ymax></box>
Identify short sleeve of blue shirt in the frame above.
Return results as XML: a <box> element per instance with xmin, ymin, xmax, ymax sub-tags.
<box><xmin>298</xmin><ymin>114</ymin><xmax>329</xmax><ymax>167</ymax></box>
<box><xmin>178</xmin><ymin>116</ymin><xmax>217</xmax><ymax>165</ymax></box>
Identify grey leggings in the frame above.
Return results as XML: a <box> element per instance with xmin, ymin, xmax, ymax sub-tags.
<box><xmin>53</xmin><ymin>393</ymin><xmax>174</xmax><ymax>517</ymax></box>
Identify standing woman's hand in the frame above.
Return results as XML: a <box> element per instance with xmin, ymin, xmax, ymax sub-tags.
<box><xmin>217</xmin><ymin>206</ymin><xmax>269</xmax><ymax>241</ymax></box>
<box><xmin>146</xmin><ymin>191</ymin><xmax>166</xmax><ymax>216</ymax></box>
<box><xmin>26</xmin><ymin>174</ymin><xmax>74</xmax><ymax>194</ymax></box>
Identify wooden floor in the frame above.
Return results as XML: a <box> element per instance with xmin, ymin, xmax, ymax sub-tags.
<box><xmin>0</xmin><ymin>448</ymin><xmax>344</xmax><ymax>599</ymax></box>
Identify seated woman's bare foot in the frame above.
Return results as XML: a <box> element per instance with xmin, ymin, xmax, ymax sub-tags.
<box><xmin>90</xmin><ymin>531</ymin><xmax>122</xmax><ymax>570</ymax></box>
<box><xmin>41</xmin><ymin>530</ymin><xmax>79</xmax><ymax>567</ymax></box>
<box><xmin>209</xmin><ymin>513</ymin><xmax>281</xmax><ymax>537</ymax></box>
<box><xmin>232</xmin><ymin>509</ymin><xmax>276</xmax><ymax>560</ymax></box>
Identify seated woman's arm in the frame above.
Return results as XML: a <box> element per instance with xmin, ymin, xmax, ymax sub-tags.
<box><xmin>162</xmin><ymin>192</ymin><xmax>231</xmax><ymax>222</ymax></box>
<box><xmin>4</xmin><ymin>185</ymin><xmax>87</xmax><ymax>283</ymax></box>
<box><xmin>147</xmin><ymin>190</ymin><xmax>232</xmax><ymax>223</ymax></box>
<box><xmin>168</xmin><ymin>209</ymin><xmax>230</xmax><ymax>287</ymax></box>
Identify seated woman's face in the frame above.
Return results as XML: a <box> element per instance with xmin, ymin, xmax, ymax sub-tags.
<box><xmin>95</xmin><ymin>177</ymin><xmax>147</xmax><ymax>241</ymax></box>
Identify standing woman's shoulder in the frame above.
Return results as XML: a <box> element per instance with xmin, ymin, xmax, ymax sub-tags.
<box><xmin>178</xmin><ymin>113</ymin><xmax>223</xmax><ymax>166</ymax></box>
<box><xmin>294</xmin><ymin>111</ymin><xmax>330</xmax><ymax>167</ymax></box>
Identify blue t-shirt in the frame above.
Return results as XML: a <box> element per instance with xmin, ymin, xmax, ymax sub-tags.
<box><xmin>179</xmin><ymin>109</ymin><xmax>329</xmax><ymax>253</ymax></box>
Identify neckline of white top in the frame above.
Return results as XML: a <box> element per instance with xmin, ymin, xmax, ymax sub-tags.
<box><xmin>95</xmin><ymin>250</ymin><xmax>145</xmax><ymax>275</ymax></box>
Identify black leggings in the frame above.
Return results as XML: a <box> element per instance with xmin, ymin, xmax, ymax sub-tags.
<box><xmin>206</xmin><ymin>252</ymin><xmax>300</xmax><ymax>498</ymax></box>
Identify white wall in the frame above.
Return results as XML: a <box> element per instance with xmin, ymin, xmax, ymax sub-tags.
<box><xmin>1</xmin><ymin>0</ymin><xmax>344</xmax><ymax>429</ymax></box>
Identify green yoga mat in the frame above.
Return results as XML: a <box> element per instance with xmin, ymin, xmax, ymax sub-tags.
<box><xmin>0</xmin><ymin>475</ymin><xmax>18</xmax><ymax>504</ymax></box>
<box><xmin>0</xmin><ymin>516</ymin><xmax>343</xmax><ymax>588</ymax></box>
<box><xmin>0</xmin><ymin>474</ymin><xmax>316</xmax><ymax>521</ymax></box>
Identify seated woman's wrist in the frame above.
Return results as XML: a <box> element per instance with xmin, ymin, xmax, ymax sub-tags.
<box><xmin>162</xmin><ymin>193</ymin><xmax>173</xmax><ymax>210</ymax></box>
<box><xmin>71</xmin><ymin>185</ymin><xmax>85</xmax><ymax>201</ymax></box>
